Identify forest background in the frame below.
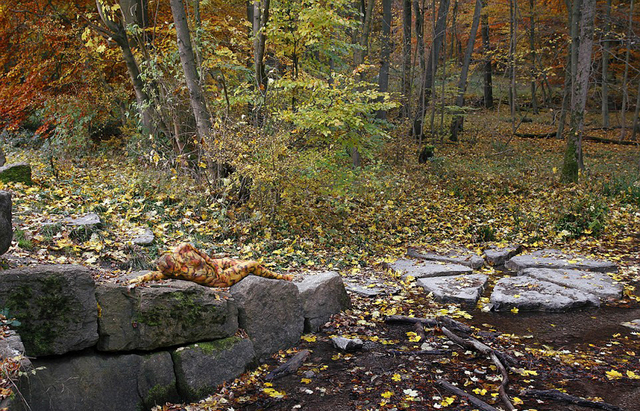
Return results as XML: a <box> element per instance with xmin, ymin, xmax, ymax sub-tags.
<box><xmin>1</xmin><ymin>0</ymin><xmax>640</xmax><ymax>409</ymax></box>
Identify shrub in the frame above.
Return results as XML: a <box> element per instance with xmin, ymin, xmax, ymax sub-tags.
<box><xmin>556</xmin><ymin>196</ymin><xmax>608</xmax><ymax>238</ymax></box>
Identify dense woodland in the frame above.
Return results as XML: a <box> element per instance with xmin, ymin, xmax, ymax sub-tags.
<box><xmin>1</xmin><ymin>1</ymin><xmax>640</xmax><ymax>410</ymax></box>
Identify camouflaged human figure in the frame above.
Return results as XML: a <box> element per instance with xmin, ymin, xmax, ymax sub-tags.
<box><xmin>129</xmin><ymin>243</ymin><xmax>293</xmax><ymax>287</ymax></box>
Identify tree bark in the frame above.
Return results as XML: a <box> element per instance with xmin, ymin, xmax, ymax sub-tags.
<box><xmin>170</xmin><ymin>0</ymin><xmax>212</xmax><ymax>141</ymax></box>
<box><xmin>620</xmin><ymin>0</ymin><xmax>634</xmax><ymax>140</ymax></box>
<box><xmin>481</xmin><ymin>0</ymin><xmax>493</xmax><ymax>109</ymax></box>
<box><xmin>401</xmin><ymin>0</ymin><xmax>412</xmax><ymax>118</ymax></box>
<box><xmin>354</xmin><ymin>0</ymin><xmax>376</xmax><ymax>66</ymax></box>
<box><xmin>562</xmin><ymin>0</ymin><xmax>596</xmax><ymax>183</ymax></box>
<box><xmin>602</xmin><ymin>0</ymin><xmax>612</xmax><ymax>127</ymax></box>
<box><xmin>509</xmin><ymin>0</ymin><xmax>518</xmax><ymax>133</ymax></box>
<box><xmin>556</xmin><ymin>0</ymin><xmax>575</xmax><ymax>139</ymax></box>
<box><xmin>529</xmin><ymin>0</ymin><xmax>538</xmax><ymax>114</ymax></box>
<box><xmin>253</xmin><ymin>0</ymin><xmax>271</xmax><ymax>95</ymax></box>
<box><xmin>377</xmin><ymin>0</ymin><xmax>392</xmax><ymax>119</ymax></box>
<box><xmin>413</xmin><ymin>0</ymin><xmax>425</xmax><ymax>137</ymax></box>
<box><xmin>449</xmin><ymin>0</ymin><xmax>483</xmax><ymax>141</ymax></box>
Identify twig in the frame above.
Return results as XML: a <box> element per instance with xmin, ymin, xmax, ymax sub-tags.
<box><xmin>265</xmin><ymin>349</ymin><xmax>310</xmax><ymax>381</ymax></box>
<box><xmin>436</xmin><ymin>379</ymin><xmax>499</xmax><ymax>411</ymax></box>
<box><xmin>523</xmin><ymin>389</ymin><xmax>626</xmax><ymax>411</ymax></box>
<box><xmin>384</xmin><ymin>315</ymin><xmax>472</xmax><ymax>334</ymax></box>
<box><xmin>388</xmin><ymin>349</ymin><xmax>451</xmax><ymax>356</ymax></box>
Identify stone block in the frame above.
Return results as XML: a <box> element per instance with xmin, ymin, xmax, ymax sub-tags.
<box><xmin>387</xmin><ymin>259</ymin><xmax>473</xmax><ymax>280</ymax></box>
<box><xmin>0</xmin><ymin>162</ymin><xmax>31</xmax><ymax>185</ymax></box>
<box><xmin>520</xmin><ymin>267</ymin><xmax>622</xmax><ymax>300</ymax></box>
<box><xmin>296</xmin><ymin>271</ymin><xmax>351</xmax><ymax>332</ymax></box>
<box><xmin>505</xmin><ymin>249</ymin><xmax>617</xmax><ymax>273</ymax></box>
<box><xmin>417</xmin><ymin>274</ymin><xmax>488</xmax><ymax>306</ymax></box>
<box><xmin>0</xmin><ymin>190</ymin><xmax>11</xmax><ymax>255</ymax></box>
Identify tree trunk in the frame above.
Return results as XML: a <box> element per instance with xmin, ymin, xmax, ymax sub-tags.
<box><xmin>481</xmin><ymin>0</ymin><xmax>493</xmax><ymax>109</ymax></box>
<box><xmin>170</xmin><ymin>0</ymin><xmax>212</xmax><ymax>141</ymax></box>
<box><xmin>253</xmin><ymin>0</ymin><xmax>271</xmax><ymax>95</ymax></box>
<box><xmin>556</xmin><ymin>0</ymin><xmax>575</xmax><ymax>139</ymax></box>
<box><xmin>377</xmin><ymin>0</ymin><xmax>392</xmax><ymax>119</ymax></box>
<box><xmin>449</xmin><ymin>0</ymin><xmax>483</xmax><ymax>141</ymax></box>
<box><xmin>412</xmin><ymin>0</ymin><xmax>450</xmax><ymax>140</ymax></box>
<box><xmin>620</xmin><ymin>0</ymin><xmax>634</xmax><ymax>140</ymax></box>
<box><xmin>602</xmin><ymin>0</ymin><xmax>611</xmax><ymax>127</ymax></box>
<box><xmin>562</xmin><ymin>0</ymin><xmax>596</xmax><ymax>183</ymax></box>
<box><xmin>631</xmin><ymin>78</ymin><xmax>640</xmax><ymax>141</ymax></box>
<box><xmin>413</xmin><ymin>0</ymin><xmax>425</xmax><ymax>137</ymax></box>
<box><xmin>509</xmin><ymin>0</ymin><xmax>518</xmax><ymax>133</ymax></box>
<box><xmin>354</xmin><ymin>0</ymin><xmax>376</xmax><ymax>66</ymax></box>
<box><xmin>529</xmin><ymin>0</ymin><xmax>538</xmax><ymax>114</ymax></box>
<box><xmin>401</xmin><ymin>0</ymin><xmax>412</xmax><ymax>118</ymax></box>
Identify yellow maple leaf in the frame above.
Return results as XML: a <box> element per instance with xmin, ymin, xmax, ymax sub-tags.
<box><xmin>381</xmin><ymin>391</ymin><xmax>393</xmax><ymax>398</ymax></box>
<box><xmin>392</xmin><ymin>373</ymin><xmax>402</xmax><ymax>381</ymax></box>
<box><xmin>301</xmin><ymin>378</ymin><xmax>312</xmax><ymax>384</ymax></box>
<box><xmin>263</xmin><ymin>387</ymin><xmax>285</xmax><ymax>398</ymax></box>
<box><xmin>513</xmin><ymin>397</ymin><xmax>524</xmax><ymax>405</ymax></box>
<box><xmin>606</xmin><ymin>369</ymin><xmax>623</xmax><ymax>380</ymax></box>
<box><xmin>301</xmin><ymin>335</ymin><xmax>317</xmax><ymax>342</ymax></box>
<box><xmin>627</xmin><ymin>370</ymin><xmax>640</xmax><ymax>380</ymax></box>
<box><xmin>511</xmin><ymin>307</ymin><xmax>519</xmax><ymax>314</ymax></box>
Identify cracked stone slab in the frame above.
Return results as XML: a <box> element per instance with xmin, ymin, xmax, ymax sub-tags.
<box><xmin>483</xmin><ymin>245</ymin><xmax>522</xmax><ymax>266</ymax></box>
<box><xmin>491</xmin><ymin>276</ymin><xmax>600</xmax><ymax>312</ymax></box>
<box><xmin>417</xmin><ymin>274</ymin><xmax>488</xmax><ymax>306</ymax></box>
<box><xmin>407</xmin><ymin>247</ymin><xmax>485</xmax><ymax>269</ymax></box>
<box><xmin>622</xmin><ymin>319</ymin><xmax>640</xmax><ymax>332</ymax></box>
<box><xmin>387</xmin><ymin>259</ymin><xmax>473</xmax><ymax>280</ymax></box>
<box><xmin>505</xmin><ymin>249</ymin><xmax>617</xmax><ymax>273</ymax></box>
<box><xmin>520</xmin><ymin>268</ymin><xmax>623</xmax><ymax>301</ymax></box>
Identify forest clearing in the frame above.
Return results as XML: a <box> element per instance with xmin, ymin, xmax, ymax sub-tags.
<box><xmin>1</xmin><ymin>0</ymin><xmax>640</xmax><ymax>410</ymax></box>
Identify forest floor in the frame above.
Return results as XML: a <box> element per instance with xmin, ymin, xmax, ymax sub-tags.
<box><xmin>1</xmin><ymin>109</ymin><xmax>640</xmax><ymax>410</ymax></box>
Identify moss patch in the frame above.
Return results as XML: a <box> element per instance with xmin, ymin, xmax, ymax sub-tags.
<box><xmin>197</xmin><ymin>336</ymin><xmax>241</xmax><ymax>356</ymax></box>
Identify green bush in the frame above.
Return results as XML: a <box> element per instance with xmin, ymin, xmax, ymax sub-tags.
<box><xmin>556</xmin><ymin>197</ymin><xmax>608</xmax><ymax>238</ymax></box>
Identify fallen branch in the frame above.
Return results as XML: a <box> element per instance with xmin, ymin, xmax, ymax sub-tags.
<box><xmin>523</xmin><ymin>389</ymin><xmax>626</xmax><ymax>411</ymax></box>
<box><xmin>265</xmin><ymin>349</ymin><xmax>310</xmax><ymax>381</ymax></box>
<box><xmin>384</xmin><ymin>315</ymin><xmax>472</xmax><ymax>334</ymax></box>
<box><xmin>436</xmin><ymin>379</ymin><xmax>499</xmax><ymax>411</ymax></box>
<box><xmin>515</xmin><ymin>132</ymin><xmax>638</xmax><ymax>146</ymax></box>
<box><xmin>515</xmin><ymin>132</ymin><xmax>555</xmax><ymax>139</ymax></box>
<box><xmin>442</xmin><ymin>326</ymin><xmax>515</xmax><ymax>411</ymax></box>
<box><xmin>388</xmin><ymin>349</ymin><xmax>451</xmax><ymax>356</ymax></box>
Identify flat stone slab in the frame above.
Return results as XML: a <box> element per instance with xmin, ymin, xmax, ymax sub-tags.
<box><xmin>622</xmin><ymin>319</ymin><xmax>640</xmax><ymax>332</ymax></box>
<box><xmin>387</xmin><ymin>259</ymin><xmax>473</xmax><ymax>280</ymax></box>
<box><xmin>484</xmin><ymin>245</ymin><xmax>522</xmax><ymax>266</ymax></box>
<box><xmin>407</xmin><ymin>247</ymin><xmax>485</xmax><ymax>269</ymax></box>
<box><xmin>520</xmin><ymin>268</ymin><xmax>623</xmax><ymax>301</ymax></box>
<box><xmin>63</xmin><ymin>213</ymin><xmax>102</xmax><ymax>227</ymax></box>
<box><xmin>505</xmin><ymin>249</ymin><xmax>617</xmax><ymax>273</ymax></box>
<box><xmin>132</xmin><ymin>227</ymin><xmax>155</xmax><ymax>245</ymax></box>
<box><xmin>417</xmin><ymin>274</ymin><xmax>488</xmax><ymax>306</ymax></box>
<box><xmin>491</xmin><ymin>276</ymin><xmax>600</xmax><ymax>312</ymax></box>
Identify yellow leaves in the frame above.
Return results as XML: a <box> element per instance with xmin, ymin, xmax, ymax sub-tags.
<box><xmin>513</xmin><ymin>397</ymin><xmax>524</xmax><ymax>405</ymax></box>
<box><xmin>392</xmin><ymin>373</ymin><xmax>402</xmax><ymax>382</ymax></box>
<box><xmin>406</xmin><ymin>331</ymin><xmax>421</xmax><ymax>342</ymax></box>
<box><xmin>381</xmin><ymin>391</ymin><xmax>393</xmax><ymax>398</ymax></box>
<box><xmin>440</xmin><ymin>396</ymin><xmax>455</xmax><ymax>407</ymax></box>
<box><xmin>510</xmin><ymin>307</ymin><xmax>519</xmax><ymax>314</ymax></box>
<box><xmin>301</xmin><ymin>335</ymin><xmax>317</xmax><ymax>343</ymax></box>
<box><xmin>262</xmin><ymin>387</ymin><xmax>286</xmax><ymax>398</ymax></box>
<box><xmin>300</xmin><ymin>378</ymin><xmax>312</xmax><ymax>384</ymax></box>
<box><xmin>626</xmin><ymin>370</ymin><xmax>640</xmax><ymax>380</ymax></box>
<box><xmin>606</xmin><ymin>369</ymin><xmax>623</xmax><ymax>380</ymax></box>
<box><xmin>472</xmin><ymin>388</ymin><xmax>487</xmax><ymax>395</ymax></box>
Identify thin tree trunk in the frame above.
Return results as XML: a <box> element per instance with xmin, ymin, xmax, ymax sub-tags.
<box><xmin>401</xmin><ymin>0</ymin><xmax>412</xmax><ymax>118</ymax></box>
<box><xmin>413</xmin><ymin>0</ymin><xmax>425</xmax><ymax>140</ymax></box>
<box><xmin>253</xmin><ymin>0</ymin><xmax>270</xmax><ymax>95</ymax></box>
<box><xmin>481</xmin><ymin>0</ymin><xmax>493</xmax><ymax>109</ymax></box>
<box><xmin>377</xmin><ymin>0</ymin><xmax>392</xmax><ymax>119</ymax></box>
<box><xmin>632</xmin><ymin>78</ymin><xmax>640</xmax><ymax>140</ymax></box>
<box><xmin>509</xmin><ymin>0</ymin><xmax>518</xmax><ymax>133</ymax></box>
<box><xmin>449</xmin><ymin>0</ymin><xmax>483</xmax><ymax>141</ymax></box>
<box><xmin>170</xmin><ymin>0</ymin><xmax>212</xmax><ymax>141</ymax></box>
<box><xmin>602</xmin><ymin>0</ymin><xmax>612</xmax><ymax>127</ymax></box>
<box><xmin>620</xmin><ymin>0</ymin><xmax>634</xmax><ymax>140</ymax></box>
<box><xmin>529</xmin><ymin>0</ymin><xmax>538</xmax><ymax>114</ymax></box>
<box><xmin>562</xmin><ymin>0</ymin><xmax>596</xmax><ymax>182</ymax></box>
<box><xmin>556</xmin><ymin>0</ymin><xmax>575</xmax><ymax>139</ymax></box>
<box><xmin>354</xmin><ymin>0</ymin><xmax>376</xmax><ymax>66</ymax></box>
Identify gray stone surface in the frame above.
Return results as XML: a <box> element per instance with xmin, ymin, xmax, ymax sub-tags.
<box><xmin>296</xmin><ymin>271</ymin><xmax>351</xmax><ymax>332</ymax></box>
<box><xmin>505</xmin><ymin>249</ymin><xmax>617</xmax><ymax>273</ymax></box>
<box><xmin>484</xmin><ymin>245</ymin><xmax>522</xmax><ymax>266</ymax></box>
<box><xmin>491</xmin><ymin>276</ymin><xmax>600</xmax><ymax>312</ymax></box>
<box><xmin>15</xmin><ymin>350</ymin><xmax>179</xmax><ymax>411</ymax></box>
<box><xmin>96</xmin><ymin>282</ymin><xmax>238</xmax><ymax>351</ymax></box>
<box><xmin>417</xmin><ymin>274</ymin><xmax>488</xmax><ymax>305</ymax></box>
<box><xmin>172</xmin><ymin>337</ymin><xmax>255</xmax><ymax>402</ymax></box>
<box><xmin>0</xmin><ymin>190</ymin><xmax>11</xmax><ymax>255</ymax></box>
<box><xmin>0</xmin><ymin>146</ymin><xmax>5</xmax><ymax>167</ymax></box>
<box><xmin>520</xmin><ymin>268</ymin><xmax>623</xmax><ymax>300</ymax></box>
<box><xmin>331</xmin><ymin>336</ymin><xmax>363</xmax><ymax>352</ymax></box>
<box><xmin>63</xmin><ymin>212</ymin><xmax>102</xmax><ymax>227</ymax></box>
<box><xmin>132</xmin><ymin>227</ymin><xmax>155</xmax><ymax>245</ymax></box>
<box><xmin>230</xmin><ymin>276</ymin><xmax>304</xmax><ymax>359</ymax></box>
<box><xmin>0</xmin><ymin>330</ymin><xmax>32</xmax><ymax>371</ymax></box>
<box><xmin>0</xmin><ymin>162</ymin><xmax>31</xmax><ymax>184</ymax></box>
<box><xmin>622</xmin><ymin>319</ymin><xmax>640</xmax><ymax>332</ymax></box>
<box><xmin>408</xmin><ymin>247</ymin><xmax>485</xmax><ymax>269</ymax></box>
<box><xmin>344</xmin><ymin>281</ymin><xmax>399</xmax><ymax>297</ymax></box>
<box><xmin>387</xmin><ymin>259</ymin><xmax>473</xmax><ymax>280</ymax></box>
<box><xmin>0</xmin><ymin>265</ymin><xmax>98</xmax><ymax>356</ymax></box>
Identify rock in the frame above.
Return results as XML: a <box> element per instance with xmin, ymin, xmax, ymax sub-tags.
<box><xmin>344</xmin><ymin>281</ymin><xmax>400</xmax><ymax>297</ymax></box>
<box><xmin>172</xmin><ymin>337</ymin><xmax>255</xmax><ymax>402</ymax></box>
<box><xmin>0</xmin><ymin>330</ymin><xmax>32</xmax><ymax>371</ymax></box>
<box><xmin>230</xmin><ymin>276</ymin><xmax>304</xmax><ymax>360</ymax></box>
<box><xmin>0</xmin><ymin>191</ymin><xmax>11</xmax><ymax>255</ymax></box>
<box><xmin>96</xmin><ymin>282</ymin><xmax>238</xmax><ymax>351</ymax></box>
<box><xmin>387</xmin><ymin>259</ymin><xmax>473</xmax><ymax>280</ymax></box>
<box><xmin>0</xmin><ymin>146</ymin><xmax>5</xmax><ymax>167</ymax></box>
<box><xmin>483</xmin><ymin>245</ymin><xmax>522</xmax><ymax>266</ymax></box>
<box><xmin>0</xmin><ymin>162</ymin><xmax>31</xmax><ymax>184</ymax></box>
<box><xmin>63</xmin><ymin>212</ymin><xmax>102</xmax><ymax>227</ymax></box>
<box><xmin>490</xmin><ymin>276</ymin><xmax>600</xmax><ymax>312</ymax></box>
<box><xmin>520</xmin><ymin>268</ymin><xmax>623</xmax><ymax>301</ymax></box>
<box><xmin>296</xmin><ymin>271</ymin><xmax>351</xmax><ymax>332</ymax></box>
<box><xmin>15</xmin><ymin>350</ymin><xmax>179</xmax><ymax>411</ymax></box>
<box><xmin>505</xmin><ymin>249</ymin><xmax>617</xmax><ymax>273</ymax></box>
<box><xmin>417</xmin><ymin>274</ymin><xmax>488</xmax><ymax>306</ymax></box>
<box><xmin>132</xmin><ymin>227</ymin><xmax>155</xmax><ymax>246</ymax></box>
<box><xmin>0</xmin><ymin>265</ymin><xmax>98</xmax><ymax>356</ymax></box>
<box><xmin>407</xmin><ymin>247</ymin><xmax>485</xmax><ymax>269</ymax></box>
<box><xmin>621</xmin><ymin>319</ymin><xmax>640</xmax><ymax>332</ymax></box>
<box><xmin>331</xmin><ymin>336</ymin><xmax>363</xmax><ymax>352</ymax></box>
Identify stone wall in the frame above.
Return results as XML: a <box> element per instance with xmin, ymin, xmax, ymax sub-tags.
<box><xmin>0</xmin><ymin>266</ymin><xmax>350</xmax><ymax>411</ymax></box>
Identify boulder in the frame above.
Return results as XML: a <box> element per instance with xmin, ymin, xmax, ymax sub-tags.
<box><xmin>622</xmin><ymin>319</ymin><xmax>640</xmax><ymax>332</ymax></box>
<box><xmin>417</xmin><ymin>274</ymin><xmax>488</xmax><ymax>306</ymax></box>
<box><xmin>132</xmin><ymin>227</ymin><xmax>155</xmax><ymax>246</ymax></box>
<box><xmin>96</xmin><ymin>281</ymin><xmax>238</xmax><ymax>351</ymax></box>
<box><xmin>15</xmin><ymin>350</ymin><xmax>179</xmax><ymax>411</ymax></box>
<box><xmin>505</xmin><ymin>249</ymin><xmax>617</xmax><ymax>273</ymax></box>
<box><xmin>63</xmin><ymin>212</ymin><xmax>102</xmax><ymax>227</ymax></box>
<box><xmin>407</xmin><ymin>247</ymin><xmax>485</xmax><ymax>269</ymax></box>
<box><xmin>387</xmin><ymin>259</ymin><xmax>473</xmax><ymax>280</ymax></box>
<box><xmin>520</xmin><ymin>268</ymin><xmax>623</xmax><ymax>301</ymax></box>
<box><xmin>490</xmin><ymin>276</ymin><xmax>600</xmax><ymax>312</ymax></box>
<box><xmin>230</xmin><ymin>276</ymin><xmax>304</xmax><ymax>359</ymax></box>
<box><xmin>483</xmin><ymin>245</ymin><xmax>522</xmax><ymax>266</ymax></box>
<box><xmin>0</xmin><ymin>190</ymin><xmax>11</xmax><ymax>255</ymax></box>
<box><xmin>0</xmin><ymin>146</ymin><xmax>5</xmax><ymax>167</ymax></box>
<box><xmin>0</xmin><ymin>265</ymin><xmax>98</xmax><ymax>356</ymax></box>
<box><xmin>0</xmin><ymin>330</ymin><xmax>32</xmax><ymax>371</ymax></box>
<box><xmin>296</xmin><ymin>271</ymin><xmax>351</xmax><ymax>332</ymax></box>
<box><xmin>331</xmin><ymin>336</ymin><xmax>363</xmax><ymax>352</ymax></box>
<box><xmin>0</xmin><ymin>162</ymin><xmax>31</xmax><ymax>185</ymax></box>
<box><xmin>172</xmin><ymin>337</ymin><xmax>255</xmax><ymax>402</ymax></box>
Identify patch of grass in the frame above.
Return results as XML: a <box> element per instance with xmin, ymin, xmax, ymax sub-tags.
<box><xmin>13</xmin><ymin>230</ymin><xmax>34</xmax><ymax>250</ymax></box>
<box><xmin>556</xmin><ymin>196</ymin><xmax>608</xmax><ymax>238</ymax></box>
